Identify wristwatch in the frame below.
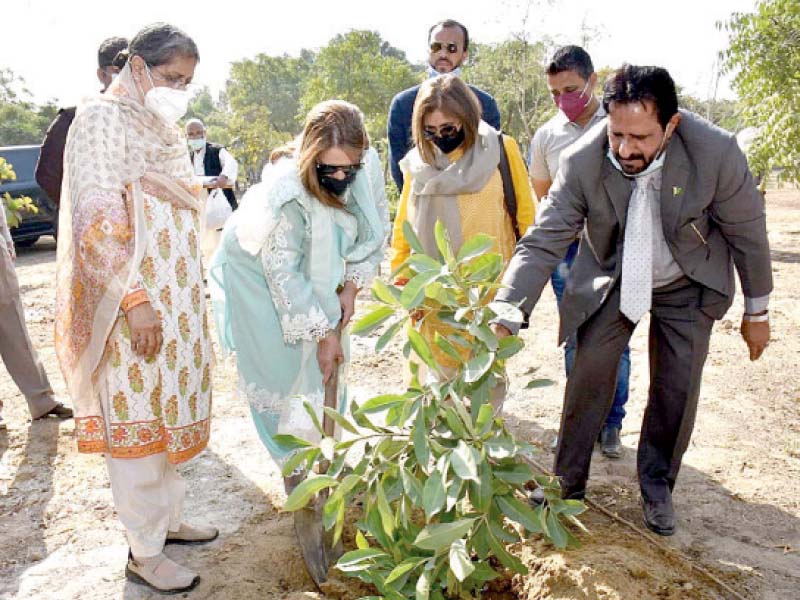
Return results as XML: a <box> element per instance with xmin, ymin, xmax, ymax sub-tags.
<box><xmin>743</xmin><ymin>311</ymin><xmax>769</xmax><ymax>323</ymax></box>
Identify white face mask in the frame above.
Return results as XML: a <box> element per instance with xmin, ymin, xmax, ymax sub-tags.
<box><xmin>143</xmin><ymin>65</ymin><xmax>190</xmax><ymax>124</ymax></box>
<box><xmin>607</xmin><ymin>146</ymin><xmax>666</xmax><ymax>179</ymax></box>
<box><xmin>607</xmin><ymin>126</ymin><xmax>671</xmax><ymax>179</ymax></box>
<box><xmin>188</xmin><ymin>137</ymin><xmax>206</xmax><ymax>151</ymax></box>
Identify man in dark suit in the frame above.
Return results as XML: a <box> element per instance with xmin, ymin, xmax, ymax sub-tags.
<box><xmin>492</xmin><ymin>65</ymin><xmax>772</xmax><ymax>536</ymax></box>
<box><xmin>35</xmin><ymin>37</ymin><xmax>128</xmax><ymax>206</ymax></box>
<box><xmin>387</xmin><ymin>19</ymin><xmax>501</xmax><ymax>191</ymax></box>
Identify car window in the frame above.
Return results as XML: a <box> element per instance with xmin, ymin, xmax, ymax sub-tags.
<box><xmin>0</xmin><ymin>146</ymin><xmax>40</xmax><ymax>183</ymax></box>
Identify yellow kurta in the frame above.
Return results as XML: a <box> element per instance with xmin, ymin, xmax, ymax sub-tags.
<box><xmin>391</xmin><ymin>135</ymin><xmax>535</xmax><ymax>272</ymax></box>
<box><xmin>390</xmin><ymin>135</ymin><xmax>536</xmax><ymax>368</ymax></box>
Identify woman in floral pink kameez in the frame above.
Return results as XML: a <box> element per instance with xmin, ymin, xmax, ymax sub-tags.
<box><xmin>56</xmin><ymin>23</ymin><xmax>216</xmax><ymax>593</ymax></box>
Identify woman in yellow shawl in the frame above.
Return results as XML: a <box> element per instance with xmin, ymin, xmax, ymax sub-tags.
<box><xmin>56</xmin><ymin>23</ymin><xmax>215</xmax><ymax>593</ymax></box>
<box><xmin>391</xmin><ymin>74</ymin><xmax>535</xmax><ymax>407</ymax></box>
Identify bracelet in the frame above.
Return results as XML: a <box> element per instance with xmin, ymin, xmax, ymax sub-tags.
<box><xmin>121</xmin><ymin>290</ymin><xmax>149</xmax><ymax>314</ymax></box>
<box><xmin>743</xmin><ymin>312</ymin><xmax>769</xmax><ymax>323</ymax></box>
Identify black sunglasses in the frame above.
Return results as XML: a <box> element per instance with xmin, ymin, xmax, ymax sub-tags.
<box><xmin>316</xmin><ymin>162</ymin><xmax>363</xmax><ymax>177</ymax></box>
<box><xmin>429</xmin><ymin>41</ymin><xmax>459</xmax><ymax>54</ymax></box>
<box><xmin>423</xmin><ymin>124</ymin><xmax>460</xmax><ymax>139</ymax></box>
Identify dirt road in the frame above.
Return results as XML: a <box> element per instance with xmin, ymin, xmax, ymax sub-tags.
<box><xmin>0</xmin><ymin>188</ymin><xmax>797</xmax><ymax>599</ymax></box>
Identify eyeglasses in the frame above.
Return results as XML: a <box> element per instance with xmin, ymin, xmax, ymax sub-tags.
<box><xmin>316</xmin><ymin>163</ymin><xmax>363</xmax><ymax>177</ymax></box>
<box><xmin>429</xmin><ymin>41</ymin><xmax>459</xmax><ymax>54</ymax></box>
<box><xmin>422</xmin><ymin>124</ymin><xmax>460</xmax><ymax>139</ymax></box>
<box><xmin>148</xmin><ymin>67</ymin><xmax>193</xmax><ymax>91</ymax></box>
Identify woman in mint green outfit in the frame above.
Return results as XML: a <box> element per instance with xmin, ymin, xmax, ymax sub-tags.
<box><xmin>210</xmin><ymin>101</ymin><xmax>389</xmax><ymax>481</ymax></box>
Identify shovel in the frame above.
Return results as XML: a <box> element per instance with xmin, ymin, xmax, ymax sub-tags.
<box><xmin>293</xmin><ymin>326</ymin><xmax>344</xmax><ymax>588</ymax></box>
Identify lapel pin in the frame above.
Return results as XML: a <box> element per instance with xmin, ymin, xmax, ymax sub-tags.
<box><xmin>673</xmin><ymin>186</ymin><xmax>684</xmax><ymax>197</ymax></box>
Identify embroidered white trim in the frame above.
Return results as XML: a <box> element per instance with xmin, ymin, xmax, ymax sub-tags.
<box><xmin>261</xmin><ymin>215</ymin><xmax>294</xmax><ymax>312</ymax></box>
<box><xmin>280</xmin><ymin>306</ymin><xmax>330</xmax><ymax>344</ymax></box>
<box><xmin>283</xmin><ymin>390</ymin><xmax>325</xmax><ymax>432</ymax></box>
<box><xmin>240</xmin><ymin>380</ymin><xmax>283</xmax><ymax>416</ymax></box>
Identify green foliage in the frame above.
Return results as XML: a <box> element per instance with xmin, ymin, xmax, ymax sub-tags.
<box><xmin>1</xmin><ymin>157</ymin><xmax>36</xmax><ymax>228</ymax></box>
<box><xmin>184</xmin><ymin>86</ymin><xmax>232</xmax><ymax>145</ymax></box>
<box><xmin>285</xmin><ymin>224</ymin><xmax>586</xmax><ymax>599</ymax></box>
<box><xmin>465</xmin><ymin>38</ymin><xmax>554</xmax><ymax>148</ymax></box>
<box><xmin>219</xmin><ymin>53</ymin><xmax>314</xmax><ymax>182</ymax></box>
<box><xmin>300</xmin><ymin>30</ymin><xmax>420</xmax><ymax>142</ymax></box>
<box><xmin>678</xmin><ymin>93</ymin><xmax>743</xmax><ymax>133</ymax></box>
<box><xmin>720</xmin><ymin>0</ymin><xmax>800</xmax><ymax>184</ymax></box>
<box><xmin>229</xmin><ymin>52</ymin><xmax>312</xmax><ymax>134</ymax></box>
<box><xmin>215</xmin><ymin>34</ymin><xmax>419</xmax><ymax>186</ymax></box>
<box><xmin>0</xmin><ymin>68</ymin><xmax>59</xmax><ymax>146</ymax></box>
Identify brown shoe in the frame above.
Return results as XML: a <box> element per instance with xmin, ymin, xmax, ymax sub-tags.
<box><xmin>165</xmin><ymin>523</ymin><xmax>219</xmax><ymax>546</ymax></box>
<box><xmin>125</xmin><ymin>550</ymin><xmax>200</xmax><ymax>593</ymax></box>
<box><xmin>35</xmin><ymin>403</ymin><xmax>73</xmax><ymax>420</ymax></box>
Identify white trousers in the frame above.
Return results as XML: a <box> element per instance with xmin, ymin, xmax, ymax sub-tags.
<box><xmin>105</xmin><ymin>452</ymin><xmax>185</xmax><ymax>558</ymax></box>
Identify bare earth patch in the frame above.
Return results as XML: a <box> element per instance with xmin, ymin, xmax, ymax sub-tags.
<box><xmin>1</xmin><ymin>187</ymin><xmax>797</xmax><ymax>599</ymax></box>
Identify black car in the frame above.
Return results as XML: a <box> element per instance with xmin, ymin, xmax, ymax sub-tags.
<box><xmin>0</xmin><ymin>145</ymin><xmax>58</xmax><ymax>246</ymax></box>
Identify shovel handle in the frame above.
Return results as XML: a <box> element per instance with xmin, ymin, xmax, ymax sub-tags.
<box><xmin>318</xmin><ymin>323</ymin><xmax>342</xmax><ymax>473</ymax></box>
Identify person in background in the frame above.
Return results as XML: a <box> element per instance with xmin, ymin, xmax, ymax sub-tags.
<box><xmin>387</xmin><ymin>19</ymin><xmax>501</xmax><ymax>191</ymax></box>
<box><xmin>186</xmin><ymin>118</ymin><xmax>238</xmax><ymax>211</ymax></box>
<box><xmin>529</xmin><ymin>45</ymin><xmax>630</xmax><ymax>459</ymax></box>
<box><xmin>0</xmin><ymin>197</ymin><xmax>72</xmax><ymax>429</ymax></box>
<box><xmin>493</xmin><ymin>65</ymin><xmax>771</xmax><ymax>536</ymax></box>
<box><xmin>36</xmin><ymin>36</ymin><xmax>129</xmax><ymax>206</ymax></box>
<box><xmin>56</xmin><ymin>23</ymin><xmax>217</xmax><ymax>593</ymax></box>
<box><xmin>186</xmin><ymin>118</ymin><xmax>238</xmax><ymax>260</ymax></box>
<box><xmin>391</xmin><ymin>74</ymin><xmax>534</xmax><ymax>409</ymax></box>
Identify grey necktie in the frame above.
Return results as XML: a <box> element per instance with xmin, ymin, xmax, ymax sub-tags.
<box><xmin>620</xmin><ymin>173</ymin><xmax>659</xmax><ymax>322</ymax></box>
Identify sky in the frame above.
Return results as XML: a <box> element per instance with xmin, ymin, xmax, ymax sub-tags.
<box><xmin>1</xmin><ymin>0</ymin><xmax>757</xmax><ymax>107</ymax></box>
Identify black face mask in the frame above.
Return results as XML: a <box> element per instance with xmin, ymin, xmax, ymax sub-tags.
<box><xmin>318</xmin><ymin>172</ymin><xmax>356</xmax><ymax>197</ymax></box>
<box><xmin>432</xmin><ymin>127</ymin><xmax>465</xmax><ymax>154</ymax></box>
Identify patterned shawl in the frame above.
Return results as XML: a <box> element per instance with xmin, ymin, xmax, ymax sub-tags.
<box><xmin>55</xmin><ymin>63</ymin><xmax>201</xmax><ymax>442</ymax></box>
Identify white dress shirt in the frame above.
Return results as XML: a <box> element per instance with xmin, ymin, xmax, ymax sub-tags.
<box><xmin>191</xmin><ymin>145</ymin><xmax>239</xmax><ymax>182</ymax></box>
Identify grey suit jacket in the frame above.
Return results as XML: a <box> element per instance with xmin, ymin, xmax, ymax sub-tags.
<box><xmin>496</xmin><ymin>110</ymin><xmax>773</xmax><ymax>343</ymax></box>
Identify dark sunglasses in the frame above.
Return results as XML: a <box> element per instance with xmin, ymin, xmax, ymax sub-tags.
<box><xmin>429</xmin><ymin>41</ymin><xmax>459</xmax><ymax>54</ymax></box>
<box><xmin>316</xmin><ymin>162</ymin><xmax>363</xmax><ymax>177</ymax></box>
<box><xmin>423</xmin><ymin>124</ymin><xmax>460</xmax><ymax>139</ymax></box>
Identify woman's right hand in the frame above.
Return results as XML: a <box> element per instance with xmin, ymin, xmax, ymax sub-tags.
<box><xmin>317</xmin><ymin>331</ymin><xmax>344</xmax><ymax>385</ymax></box>
<box><xmin>126</xmin><ymin>302</ymin><xmax>163</xmax><ymax>359</ymax></box>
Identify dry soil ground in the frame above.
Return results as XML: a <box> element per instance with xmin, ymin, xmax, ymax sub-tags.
<box><xmin>0</xmin><ymin>187</ymin><xmax>798</xmax><ymax>599</ymax></box>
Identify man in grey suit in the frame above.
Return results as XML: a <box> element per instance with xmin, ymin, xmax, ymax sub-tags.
<box><xmin>492</xmin><ymin>65</ymin><xmax>772</xmax><ymax>536</ymax></box>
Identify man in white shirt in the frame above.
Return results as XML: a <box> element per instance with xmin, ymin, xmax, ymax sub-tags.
<box><xmin>0</xmin><ymin>202</ymin><xmax>72</xmax><ymax>428</ymax></box>
<box><xmin>186</xmin><ymin>118</ymin><xmax>238</xmax><ymax>260</ymax></box>
<box><xmin>186</xmin><ymin>118</ymin><xmax>238</xmax><ymax>210</ymax></box>
<box><xmin>529</xmin><ymin>45</ymin><xmax>630</xmax><ymax>459</ymax></box>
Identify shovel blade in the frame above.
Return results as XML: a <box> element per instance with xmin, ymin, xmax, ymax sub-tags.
<box><xmin>293</xmin><ymin>501</ymin><xmax>333</xmax><ymax>587</ymax></box>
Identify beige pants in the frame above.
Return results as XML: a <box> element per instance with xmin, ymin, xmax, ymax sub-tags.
<box><xmin>105</xmin><ymin>452</ymin><xmax>186</xmax><ymax>558</ymax></box>
<box><xmin>0</xmin><ymin>242</ymin><xmax>57</xmax><ymax>419</ymax></box>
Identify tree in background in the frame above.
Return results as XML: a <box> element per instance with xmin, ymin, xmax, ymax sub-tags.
<box><xmin>465</xmin><ymin>38</ymin><xmax>553</xmax><ymax>150</ymax></box>
<box><xmin>300</xmin><ymin>30</ymin><xmax>420</xmax><ymax>142</ymax></box>
<box><xmin>678</xmin><ymin>94</ymin><xmax>742</xmax><ymax>133</ymax></box>
<box><xmin>0</xmin><ymin>68</ymin><xmax>58</xmax><ymax>146</ymax></box>
<box><xmin>720</xmin><ymin>0</ymin><xmax>800</xmax><ymax>184</ymax></box>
